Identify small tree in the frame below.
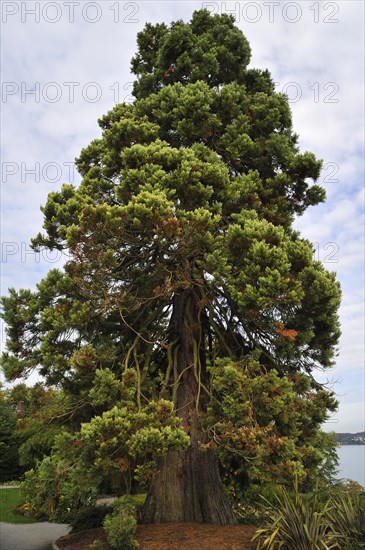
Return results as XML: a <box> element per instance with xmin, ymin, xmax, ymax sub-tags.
<box><xmin>1</xmin><ymin>11</ymin><xmax>341</xmax><ymax>524</ymax></box>
<box><xmin>0</xmin><ymin>386</ymin><xmax>23</xmax><ymax>482</ymax></box>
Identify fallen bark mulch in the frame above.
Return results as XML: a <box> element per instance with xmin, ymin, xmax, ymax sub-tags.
<box><xmin>55</xmin><ymin>523</ymin><xmax>258</xmax><ymax>549</ymax></box>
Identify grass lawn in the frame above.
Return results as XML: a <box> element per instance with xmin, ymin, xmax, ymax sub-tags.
<box><xmin>0</xmin><ymin>487</ymin><xmax>37</xmax><ymax>523</ymax></box>
<box><xmin>0</xmin><ymin>488</ymin><xmax>146</xmax><ymax>524</ymax></box>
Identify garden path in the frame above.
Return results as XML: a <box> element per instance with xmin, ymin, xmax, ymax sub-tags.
<box><xmin>0</xmin><ymin>521</ymin><xmax>70</xmax><ymax>550</ymax></box>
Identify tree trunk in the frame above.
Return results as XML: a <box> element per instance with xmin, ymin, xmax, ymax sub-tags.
<box><xmin>141</xmin><ymin>288</ymin><xmax>237</xmax><ymax>524</ymax></box>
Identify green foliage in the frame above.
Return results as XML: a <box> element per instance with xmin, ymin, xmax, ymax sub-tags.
<box><xmin>252</xmin><ymin>483</ymin><xmax>365</xmax><ymax>550</ymax></box>
<box><xmin>1</xmin><ymin>10</ymin><xmax>341</xmax><ymax>384</ymax></box>
<box><xmin>80</xmin><ymin>398</ymin><xmax>189</xmax><ymax>489</ymax></box>
<box><xmin>234</xmin><ymin>500</ymin><xmax>267</xmax><ymax>526</ymax></box>
<box><xmin>0</xmin><ymin>488</ymin><xmax>36</xmax><ymax>524</ymax></box>
<box><xmin>1</xmin><ymin>382</ymin><xmax>76</xmax><ymax>474</ymax></box>
<box><xmin>20</xmin><ymin>432</ymin><xmax>99</xmax><ymax>522</ymax></box>
<box><xmin>204</xmin><ymin>358</ymin><xmax>338</xmax><ymax>492</ymax></box>
<box><xmin>103</xmin><ymin>496</ymin><xmax>138</xmax><ymax>550</ymax></box>
<box><xmin>130</xmin><ymin>493</ymin><xmax>147</xmax><ymax>509</ymax></box>
<box><xmin>252</xmin><ymin>487</ymin><xmax>338</xmax><ymax>549</ymax></box>
<box><xmin>71</xmin><ymin>504</ymin><xmax>112</xmax><ymax>533</ymax></box>
<box><xmin>0</xmin><ymin>9</ymin><xmax>342</xmax><ymax>520</ymax></box>
<box><xmin>131</xmin><ymin>10</ymin><xmax>251</xmax><ymax>99</ymax></box>
<box><xmin>20</xmin><ymin>397</ymin><xmax>188</xmax><ymax>521</ymax></box>
<box><xmin>334</xmin><ymin>479</ymin><xmax>365</xmax><ymax>497</ymax></box>
<box><xmin>0</xmin><ymin>387</ymin><xmax>23</xmax><ymax>482</ymax></box>
<box><xmin>89</xmin><ymin>540</ymin><xmax>105</xmax><ymax>550</ymax></box>
<box><xmin>315</xmin><ymin>432</ymin><xmax>340</xmax><ymax>489</ymax></box>
<box><xmin>328</xmin><ymin>493</ymin><xmax>365</xmax><ymax>548</ymax></box>
<box><xmin>243</xmin><ymin>484</ymin><xmax>284</xmax><ymax>508</ymax></box>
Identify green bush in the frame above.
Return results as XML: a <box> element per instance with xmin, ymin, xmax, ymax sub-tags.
<box><xmin>19</xmin><ymin>433</ymin><xmax>99</xmax><ymax>523</ymax></box>
<box><xmin>251</xmin><ymin>482</ymin><xmax>365</xmax><ymax>550</ymax></box>
<box><xmin>234</xmin><ymin>500</ymin><xmax>267</xmax><ymax>525</ymax></box>
<box><xmin>328</xmin><ymin>479</ymin><xmax>365</xmax><ymax>499</ymax></box>
<box><xmin>252</xmin><ymin>486</ymin><xmax>339</xmax><ymax>549</ymax></box>
<box><xmin>21</xmin><ymin>461</ymin><xmax>97</xmax><ymax>523</ymax></box>
<box><xmin>103</xmin><ymin>496</ymin><xmax>138</xmax><ymax>550</ymax></box>
<box><xmin>233</xmin><ymin>483</ymin><xmax>289</xmax><ymax>525</ymax></box>
<box><xmin>71</xmin><ymin>504</ymin><xmax>112</xmax><ymax>533</ymax></box>
<box><xmin>328</xmin><ymin>493</ymin><xmax>365</xmax><ymax>549</ymax></box>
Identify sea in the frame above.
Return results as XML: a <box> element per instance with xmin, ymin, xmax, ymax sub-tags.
<box><xmin>336</xmin><ymin>445</ymin><xmax>365</xmax><ymax>487</ymax></box>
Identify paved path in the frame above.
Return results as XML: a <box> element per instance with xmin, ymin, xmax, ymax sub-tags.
<box><xmin>0</xmin><ymin>522</ymin><xmax>70</xmax><ymax>550</ymax></box>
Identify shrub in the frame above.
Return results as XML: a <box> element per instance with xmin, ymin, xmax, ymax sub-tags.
<box><xmin>233</xmin><ymin>483</ymin><xmax>291</xmax><ymax>525</ymax></box>
<box><xmin>234</xmin><ymin>500</ymin><xmax>267</xmax><ymax>525</ymax></box>
<box><xmin>251</xmin><ymin>486</ymin><xmax>341</xmax><ymax>550</ymax></box>
<box><xmin>130</xmin><ymin>493</ymin><xmax>146</xmax><ymax>510</ymax></box>
<box><xmin>329</xmin><ymin>479</ymin><xmax>365</xmax><ymax>499</ymax></box>
<box><xmin>328</xmin><ymin>493</ymin><xmax>365</xmax><ymax>549</ymax></box>
<box><xmin>71</xmin><ymin>504</ymin><xmax>112</xmax><ymax>533</ymax></box>
<box><xmin>20</xmin><ymin>443</ymin><xmax>99</xmax><ymax>523</ymax></box>
<box><xmin>103</xmin><ymin>496</ymin><xmax>138</xmax><ymax>550</ymax></box>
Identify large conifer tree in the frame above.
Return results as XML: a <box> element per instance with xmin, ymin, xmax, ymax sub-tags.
<box><xmin>1</xmin><ymin>11</ymin><xmax>341</xmax><ymax>524</ymax></box>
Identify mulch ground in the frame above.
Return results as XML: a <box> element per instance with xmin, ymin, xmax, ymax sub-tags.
<box><xmin>56</xmin><ymin>523</ymin><xmax>258</xmax><ymax>550</ymax></box>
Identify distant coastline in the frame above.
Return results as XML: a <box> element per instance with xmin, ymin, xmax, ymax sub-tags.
<box><xmin>333</xmin><ymin>431</ymin><xmax>365</xmax><ymax>445</ymax></box>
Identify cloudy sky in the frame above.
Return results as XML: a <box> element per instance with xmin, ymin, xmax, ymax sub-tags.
<box><xmin>1</xmin><ymin>1</ymin><xmax>364</xmax><ymax>433</ymax></box>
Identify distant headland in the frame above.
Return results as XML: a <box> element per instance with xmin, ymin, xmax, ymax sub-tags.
<box><xmin>334</xmin><ymin>431</ymin><xmax>365</xmax><ymax>445</ymax></box>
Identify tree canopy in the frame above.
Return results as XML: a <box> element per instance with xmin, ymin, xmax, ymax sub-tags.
<box><xmin>0</xmin><ymin>10</ymin><xmax>341</xmax><ymax>524</ymax></box>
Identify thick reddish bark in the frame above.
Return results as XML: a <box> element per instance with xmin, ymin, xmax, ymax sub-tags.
<box><xmin>141</xmin><ymin>288</ymin><xmax>237</xmax><ymax>524</ymax></box>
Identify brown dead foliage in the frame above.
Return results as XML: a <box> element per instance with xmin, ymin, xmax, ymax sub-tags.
<box><xmin>56</xmin><ymin>523</ymin><xmax>258</xmax><ymax>550</ymax></box>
